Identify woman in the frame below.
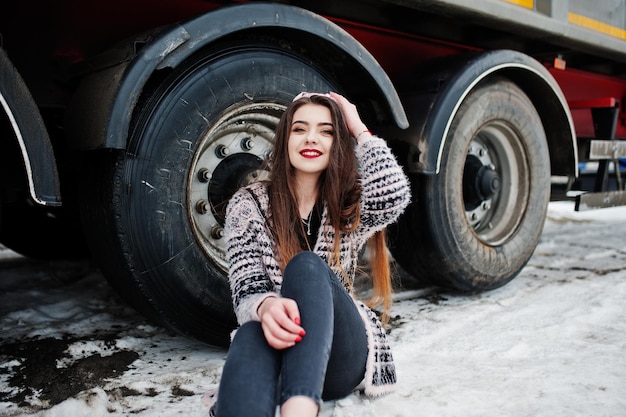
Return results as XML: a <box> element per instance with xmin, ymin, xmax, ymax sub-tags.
<box><xmin>210</xmin><ymin>92</ymin><xmax>411</xmax><ymax>417</ymax></box>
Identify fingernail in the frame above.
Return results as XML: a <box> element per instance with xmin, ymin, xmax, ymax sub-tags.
<box><xmin>299</xmin><ymin>330</ymin><xmax>306</xmax><ymax>337</ymax></box>
<box><xmin>294</xmin><ymin>317</ymin><xmax>301</xmax><ymax>325</ymax></box>
<box><xmin>295</xmin><ymin>336</ymin><xmax>302</xmax><ymax>343</ymax></box>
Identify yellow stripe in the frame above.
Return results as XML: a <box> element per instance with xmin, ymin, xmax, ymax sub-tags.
<box><xmin>504</xmin><ymin>0</ymin><xmax>534</xmax><ymax>9</ymax></box>
<box><xmin>568</xmin><ymin>12</ymin><xmax>626</xmax><ymax>40</ymax></box>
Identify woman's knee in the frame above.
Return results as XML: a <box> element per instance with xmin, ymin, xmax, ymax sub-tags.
<box><xmin>229</xmin><ymin>322</ymin><xmax>266</xmax><ymax>353</ymax></box>
<box><xmin>285</xmin><ymin>251</ymin><xmax>325</xmax><ymax>274</ymax></box>
<box><xmin>282</xmin><ymin>252</ymin><xmax>332</xmax><ymax>293</ymax></box>
<box><xmin>234</xmin><ymin>320</ymin><xmax>263</xmax><ymax>337</ymax></box>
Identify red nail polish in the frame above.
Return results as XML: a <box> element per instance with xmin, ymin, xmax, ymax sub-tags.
<box><xmin>299</xmin><ymin>330</ymin><xmax>306</xmax><ymax>337</ymax></box>
<box><xmin>295</xmin><ymin>336</ymin><xmax>302</xmax><ymax>342</ymax></box>
<box><xmin>294</xmin><ymin>317</ymin><xmax>301</xmax><ymax>325</ymax></box>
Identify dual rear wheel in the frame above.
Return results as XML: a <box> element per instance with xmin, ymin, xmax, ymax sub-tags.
<box><xmin>389</xmin><ymin>79</ymin><xmax>550</xmax><ymax>292</ymax></box>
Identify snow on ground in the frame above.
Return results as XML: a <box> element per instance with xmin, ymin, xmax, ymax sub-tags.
<box><xmin>1</xmin><ymin>201</ymin><xmax>625</xmax><ymax>417</ymax></box>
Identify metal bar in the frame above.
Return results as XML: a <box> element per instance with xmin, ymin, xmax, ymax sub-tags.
<box><xmin>589</xmin><ymin>140</ymin><xmax>626</xmax><ymax>159</ymax></box>
<box><xmin>590</xmin><ymin>106</ymin><xmax>619</xmax><ymax>192</ymax></box>
<box><xmin>575</xmin><ymin>190</ymin><xmax>626</xmax><ymax>210</ymax></box>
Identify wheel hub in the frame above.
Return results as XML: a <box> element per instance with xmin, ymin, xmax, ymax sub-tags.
<box><xmin>188</xmin><ymin>102</ymin><xmax>283</xmax><ymax>272</ymax></box>
<box><xmin>463</xmin><ymin>137</ymin><xmax>501</xmax><ymax>233</ymax></box>
<box><xmin>464</xmin><ymin>155</ymin><xmax>501</xmax><ymax>211</ymax></box>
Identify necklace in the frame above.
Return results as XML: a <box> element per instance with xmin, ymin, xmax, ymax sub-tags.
<box><xmin>302</xmin><ymin>209</ymin><xmax>314</xmax><ymax>236</ymax></box>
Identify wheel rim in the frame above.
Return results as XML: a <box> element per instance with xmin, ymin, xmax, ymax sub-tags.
<box><xmin>188</xmin><ymin>102</ymin><xmax>283</xmax><ymax>271</ymax></box>
<box><xmin>463</xmin><ymin>121</ymin><xmax>529</xmax><ymax>246</ymax></box>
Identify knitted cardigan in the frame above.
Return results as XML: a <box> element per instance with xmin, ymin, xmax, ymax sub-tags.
<box><xmin>224</xmin><ymin>136</ymin><xmax>411</xmax><ymax>396</ymax></box>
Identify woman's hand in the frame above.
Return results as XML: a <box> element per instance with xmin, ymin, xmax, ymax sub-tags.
<box><xmin>257</xmin><ymin>296</ymin><xmax>306</xmax><ymax>349</ymax></box>
<box><xmin>329</xmin><ymin>92</ymin><xmax>370</xmax><ymax>140</ymax></box>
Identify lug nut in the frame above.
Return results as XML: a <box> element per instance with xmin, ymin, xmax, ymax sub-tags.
<box><xmin>195</xmin><ymin>199</ymin><xmax>209</xmax><ymax>215</ymax></box>
<box><xmin>197</xmin><ymin>168</ymin><xmax>211</xmax><ymax>183</ymax></box>
<box><xmin>241</xmin><ymin>137</ymin><xmax>255</xmax><ymax>151</ymax></box>
<box><xmin>211</xmin><ymin>226</ymin><xmax>224</xmax><ymax>239</ymax></box>
<box><xmin>215</xmin><ymin>144</ymin><xmax>230</xmax><ymax>158</ymax></box>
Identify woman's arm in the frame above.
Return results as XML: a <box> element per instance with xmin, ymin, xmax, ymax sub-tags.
<box><xmin>225</xmin><ymin>187</ymin><xmax>306</xmax><ymax>348</ymax></box>
<box><xmin>356</xmin><ymin>138</ymin><xmax>411</xmax><ymax>228</ymax></box>
<box><xmin>330</xmin><ymin>92</ymin><xmax>411</xmax><ymax>231</ymax></box>
<box><xmin>225</xmin><ymin>188</ymin><xmax>280</xmax><ymax>324</ymax></box>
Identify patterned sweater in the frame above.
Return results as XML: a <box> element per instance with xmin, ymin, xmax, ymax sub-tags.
<box><xmin>224</xmin><ymin>136</ymin><xmax>411</xmax><ymax>396</ymax></box>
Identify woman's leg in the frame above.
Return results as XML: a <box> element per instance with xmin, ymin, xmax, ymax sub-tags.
<box><xmin>321</xmin><ymin>282</ymin><xmax>368</xmax><ymax>400</ymax></box>
<box><xmin>279</xmin><ymin>251</ymin><xmax>368</xmax><ymax>408</ymax></box>
<box><xmin>214</xmin><ymin>321</ymin><xmax>280</xmax><ymax>417</ymax></box>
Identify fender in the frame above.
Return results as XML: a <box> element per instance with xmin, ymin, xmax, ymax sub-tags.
<box><xmin>392</xmin><ymin>50</ymin><xmax>577</xmax><ymax>178</ymax></box>
<box><xmin>0</xmin><ymin>48</ymin><xmax>61</xmax><ymax>206</ymax></box>
<box><xmin>66</xmin><ymin>2</ymin><xmax>408</xmax><ymax>150</ymax></box>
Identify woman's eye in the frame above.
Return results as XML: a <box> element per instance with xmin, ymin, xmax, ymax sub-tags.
<box><xmin>292</xmin><ymin>126</ymin><xmax>306</xmax><ymax>133</ymax></box>
<box><xmin>322</xmin><ymin>129</ymin><xmax>334</xmax><ymax>136</ymax></box>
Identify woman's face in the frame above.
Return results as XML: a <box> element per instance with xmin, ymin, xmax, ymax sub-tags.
<box><xmin>287</xmin><ymin>103</ymin><xmax>334</xmax><ymax>180</ymax></box>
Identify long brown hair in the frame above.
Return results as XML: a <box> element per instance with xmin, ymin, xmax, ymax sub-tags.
<box><xmin>266</xmin><ymin>94</ymin><xmax>393</xmax><ymax>323</ymax></box>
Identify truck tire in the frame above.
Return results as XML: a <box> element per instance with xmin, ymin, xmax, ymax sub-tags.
<box><xmin>80</xmin><ymin>40</ymin><xmax>338</xmax><ymax>347</ymax></box>
<box><xmin>390</xmin><ymin>78</ymin><xmax>550</xmax><ymax>292</ymax></box>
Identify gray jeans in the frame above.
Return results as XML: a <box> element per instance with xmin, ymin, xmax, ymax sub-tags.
<box><xmin>215</xmin><ymin>251</ymin><xmax>368</xmax><ymax>417</ymax></box>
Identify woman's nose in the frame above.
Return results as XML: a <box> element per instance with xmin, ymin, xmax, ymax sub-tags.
<box><xmin>305</xmin><ymin>131</ymin><xmax>317</xmax><ymax>143</ymax></box>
